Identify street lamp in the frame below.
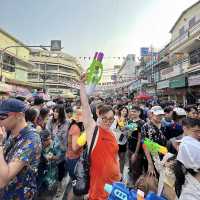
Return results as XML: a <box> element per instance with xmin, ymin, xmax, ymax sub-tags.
<box><xmin>0</xmin><ymin>40</ymin><xmax>62</xmax><ymax>81</ymax></box>
<box><xmin>0</xmin><ymin>45</ymin><xmax>51</xmax><ymax>81</ymax></box>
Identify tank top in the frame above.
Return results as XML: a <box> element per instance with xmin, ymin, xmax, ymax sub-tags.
<box><xmin>89</xmin><ymin>127</ymin><xmax>121</xmax><ymax>200</ymax></box>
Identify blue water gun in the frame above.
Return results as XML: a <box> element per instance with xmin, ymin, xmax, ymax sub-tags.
<box><xmin>104</xmin><ymin>182</ymin><xmax>166</xmax><ymax>200</ymax></box>
<box><xmin>125</xmin><ymin>123</ymin><xmax>138</xmax><ymax>131</ymax></box>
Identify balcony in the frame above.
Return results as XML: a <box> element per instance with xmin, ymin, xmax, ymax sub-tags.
<box><xmin>189</xmin><ymin>19</ymin><xmax>200</xmax><ymax>37</ymax></box>
<box><xmin>169</xmin><ymin>31</ymin><xmax>189</xmax><ymax>51</ymax></box>
<box><xmin>169</xmin><ymin>19</ymin><xmax>200</xmax><ymax>52</ymax></box>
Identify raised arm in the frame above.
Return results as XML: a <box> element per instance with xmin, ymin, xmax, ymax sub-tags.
<box><xmin>80</xmin><ymin>74</ymin><xmax>96</xmax><ymax>144</ymax></box>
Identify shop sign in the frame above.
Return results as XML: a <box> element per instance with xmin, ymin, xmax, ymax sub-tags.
<box><xmin>157</xmin><ymin>80</ymin><xmax>170</xmax><ymax>89</ymax></box>
<box><xmin>170</xmin><ymin>77</ymin><xmax>186</xmax><ymax>88</ymax></box>
<box><xmin>188</xmin><ymin>74</ymin><xmax>200</xmax><ymax>86</ymax></box>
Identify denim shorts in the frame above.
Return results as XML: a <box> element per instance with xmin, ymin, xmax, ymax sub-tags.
<box><xmin>65</xmin><ymin>158</ymin><xmax>79</xmax><ymax>180</ymax></box>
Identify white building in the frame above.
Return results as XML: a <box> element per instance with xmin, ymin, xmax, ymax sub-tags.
<box><xmin>29</xmin><ymin>49</ymin><xmax>82</xmax><ymax>97</ymax></box>
<box><xmin>117</xmin><ymin>54</ymin><xmax>138</xmax><ymax>81</ymax></box>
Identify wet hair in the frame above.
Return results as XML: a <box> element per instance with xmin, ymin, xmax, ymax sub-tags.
<box><xmin>34</xmin><ymin>97</ymin><xmax>44</xmax><ymax>105</ymax></box>
<box><xmin>40</xmin><ymin>108</ymin><xmax>49</xmax><ymax>119</ymax></box>
<box><xmin>182</xmin><ymin>117</ymin><xmax>200</xmax><ymax>128</ymax></box>
<box><xmin>174</xmin><ymin>160</ymin><xmax>197</xmax><ymax>197</ymax></box>
<box><xmin>25</xmin><ymin>108</ymin><xmax>38</xmax><ymax>123</ymax></box>
<box><xmin>52</xmin><ymin>104</ymin><xmax>66</xmax><ymax>124</ymax></box>
<box><xmin>99</xmin><ymin>105</ymin><xmax>114</xmax><ymax>116</ymax></box>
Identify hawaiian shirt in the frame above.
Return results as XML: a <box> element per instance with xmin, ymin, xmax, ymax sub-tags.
<box><xmin>141</xmin><ymin>121</ymin><xmax>167</xmax><ymax>147</ymax></box>
<box><xmin>0</xmin><ymin>126</ymin><xmax>41</xmax><ymax>200</ymax></box>
<box><xmin>39</xmin><ymin>141</ymin><xmax>59</xmax><ymax>190</ymax></box>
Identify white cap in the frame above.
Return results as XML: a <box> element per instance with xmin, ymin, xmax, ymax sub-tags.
<box><xmin>173</xmin><ymin>107</ymin><xmax>187</xmax><ymax>116</ymax></box>
<box><xmin>150</xmin><ymin>106</ymin><xmax>165</xmax><ymax>115</ymax></box>
<box><xmin>177</xmin><ymin>136</ymin><xmax>200</xmax><ymax>172</ymax></box>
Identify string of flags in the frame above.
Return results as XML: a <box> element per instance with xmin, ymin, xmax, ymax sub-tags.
<box><xmin>62</xmin><ymin>79</ymin><xmax>134</xmax><ymax>91</ymax></box>
<box><xmin>76</xmin><ymin>56</ymin><xmax>126</xmax><ymax>60</ymax></box>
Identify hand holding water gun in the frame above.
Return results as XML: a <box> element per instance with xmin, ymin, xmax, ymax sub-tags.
<box><xmin>143</xmin><ymin>138</ymin><xmax>168</xmax><ymax>155</ymax></box>
<box><xmin>104</xmin><ymin>182</ymin><xmax>166</xmax><ymax>200</ymax></box>
<box><xmin>86</xmin><ymin>52</ymin><xmax>104</xmax><ymax>95</ymax></box>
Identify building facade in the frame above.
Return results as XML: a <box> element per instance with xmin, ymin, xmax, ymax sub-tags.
<box><xmin>29</xmin><ymin>49</ymin><xmax>82</xmax><ymax>97</ymax></box>
<box><xmin>117</xmin><ymin>54</ymin><xmax>138</xmax><ymax>81</ymax></box>
<box><xmin>130</xmin><ymin>1</ymin><xmax>200</xmax><ymax>105</ymax></box>
<box><xmin>0</xmin><ymin>28</ymin><xmax>38</xmax><ymax>97</ymax></box>
<box><xmin>156</xmin><ymin>1</ymin><xmax>200</xmax><ymax>105</ymax></box>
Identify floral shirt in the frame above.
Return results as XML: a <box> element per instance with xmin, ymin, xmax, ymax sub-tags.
<box><xmin>0</xmin><ymin>126</ymin><xmax>41</xmax><ymax>200</ymax></box>
<box><xmin>141</xmin><ymin>121</ymin><xmax>167</xmax><ymax>147</ymax></box>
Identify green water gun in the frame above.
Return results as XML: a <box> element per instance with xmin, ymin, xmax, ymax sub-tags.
<box><xmin>143</xmin><ymin>138</ymin><xmax>168</xmax><ymax>155</ymax></box>
<box><xmin>86</xmin><ymin>52</ymin><xmax>104</xmax><ymax>95</ymax></box>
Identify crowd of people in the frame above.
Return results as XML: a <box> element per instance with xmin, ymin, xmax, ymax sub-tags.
<box><xmin>0</xmin><ymin>74</ymin><xmax>199</xmax><ymax>200</ymax></box>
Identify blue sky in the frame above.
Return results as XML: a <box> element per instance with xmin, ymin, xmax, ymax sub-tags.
<box><xmin>0</xmin><ymin>0</ymin><xmax>198</xmax><ymax>68</ymax></box>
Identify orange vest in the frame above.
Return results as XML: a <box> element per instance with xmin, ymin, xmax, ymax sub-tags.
<box><xmin>89</xmin><ymin>127</ymin><xmax>121</xmax><ymax>200</ymax></box>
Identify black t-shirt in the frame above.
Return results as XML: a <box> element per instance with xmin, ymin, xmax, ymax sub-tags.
<box><xmin>127</xmin><ymin>119</ymin><xmax>145</xmax><ymax>153</ymax></box>
<box><xmin>141</xmin><ymin>121</ymin><xmax>167</xmax><ymax>146</ymax></box>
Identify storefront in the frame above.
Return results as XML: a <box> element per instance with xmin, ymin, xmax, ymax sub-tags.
<box><xmin>188</xmin><ymin>73</ymin><xmax>200</xmax><ymax>104</ymax></box>
<box><xmin>169</xmin><ymin>76</ymin><xmax>187</xmax><ymax>105</ymax></box>
<box><xmin>156</xmin><ymin>80</ymin><xmax>170</xmax><ymax>101</ymax></box>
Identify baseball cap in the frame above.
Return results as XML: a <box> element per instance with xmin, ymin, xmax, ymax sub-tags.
<box><xmin>150</xmin><ymin>106</ymin><xmax>165</xmax><ymax>115</ymax></box>
<box><xmin>0</xmin><ymin>98</ymin><xmax>27</xmax><ymax>115</ymax></box>
<box><xmin>173</xmin><ymin>107</ymin><xmax>187</xmax><ymax>116</ymax></box>
<box><xmin>177</xmin><ymin>136</ymin><xmax>200</xmax><ymax>172</ymax></box>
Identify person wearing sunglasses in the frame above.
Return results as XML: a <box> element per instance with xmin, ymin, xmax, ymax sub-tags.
<box><xmin>0</xmin><ymin>98</ymin><xmax>41</xmax><ymax>200</ymax></box>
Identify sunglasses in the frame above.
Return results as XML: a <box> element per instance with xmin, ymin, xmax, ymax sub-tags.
<box><xmin>0</xmin><ymin>113</ymin><xmax>9</xmax><ymax>121</ymax></box>
<box><xmin>0</xmin><ymin>112</ymin><xmax>15</xmax><ymax>121</ymax></box>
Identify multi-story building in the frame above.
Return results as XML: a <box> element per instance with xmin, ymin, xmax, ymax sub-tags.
<box><xmin>156</xmin><ymin>0</ymin><xmax>200</xmax><ymax>105</ymax></box>
<box><xmin>117</xmin><ymin>54</ymin><xmax>138</xmax><ymax>81</ymax></box>
<box><xmin>0</xmin><ymin>28</ymin><xmax>39</xmax><ymax>97</ymax></box>
<box><xmin>29</xmin><ymin>49</ymin><xmax>82</xmax><ymax>97</ymax></box>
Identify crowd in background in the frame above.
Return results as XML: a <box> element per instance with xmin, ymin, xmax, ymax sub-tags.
<box><xmin>0</xmin><ymin>84</ymin><xmax>200</xmax><ymax>200</ymax></box>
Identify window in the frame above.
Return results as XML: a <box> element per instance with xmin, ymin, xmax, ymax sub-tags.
<box><xmin>28</xmin><ymin>73</ymin><xmax>38</xmax><ymax>79</ymax></box>
<box><xmin>3</xmin><ymin>64</ymin><xmax>15</xmax><ymax>72</ymax></box>
<box><xmin>46</xmin><ymin>64</ymin><xmax>57</xmax><ymax>71</ymax></box>
<box><xmin>189</xmin><ymin>17</ymin><xmax>196</xmax><ymax>29</ymax></box>
<box><xmin>3</xmin><ymin>54</ymin><xmax>15</xmax><ymax>66</ymax></box>
<box><xmin>189</xmin><ymin>48</ymin><xmax>200</xmax><ymax>65</ymax></box>
<box><xmin>179</xmin><ymin>26</ymin><xmax>185</xmax><ymax>36</ymax></box>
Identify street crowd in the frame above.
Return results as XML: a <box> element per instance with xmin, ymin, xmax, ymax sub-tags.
<box><xmin>0</xmin><ymin>74</ymin><xmax>200</xmax><ymax>200</ymax></box>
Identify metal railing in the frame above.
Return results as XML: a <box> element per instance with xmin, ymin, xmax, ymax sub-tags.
<box><xmin>169</xmin><ymin>19</ymin><xmax>200</xmax><ymax>50</ymax></box>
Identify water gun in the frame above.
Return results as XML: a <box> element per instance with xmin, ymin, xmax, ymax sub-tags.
<box><xmin>125</xmin><ymin>123</ymin><xmax>138</xmax><ymax>131</ymax></box>
<box><xmin>104</xmin><ymin>182</ymin><xmax>166</xmax><ymax>200</ymax></box>
<box><xmin>143</xmin><ymin>138</ymin><xmax>168</xmax><ymax>155</ymax></box>
<box><xmin>86</xmin><ymin>52</ymin><xmax>104</xmax><ymax>95</ymax></box>
<box><xmin>77</xmin><ymin>132</ymin><xmax>87</xmax><ymax>146</ymax></box>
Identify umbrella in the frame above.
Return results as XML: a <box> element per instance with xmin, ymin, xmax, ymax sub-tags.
<box><xmin>135</xmin><ymin>92</ymin><xmax>152</xmax><ymax>100</ymax></box>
